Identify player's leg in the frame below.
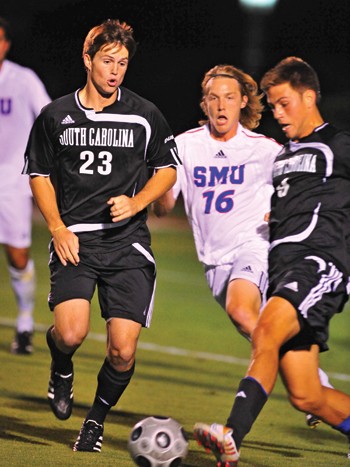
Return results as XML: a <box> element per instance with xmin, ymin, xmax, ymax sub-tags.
<box><xmin>47</xmin><ymin>298</ymin><xmax>90</xmax><ymax>420</ymax></box>
<box><xmin>6</xmin><ymin>245</ymin><xmax>36</xmax><ymax>354</ymax></box>
<box><xmin>194</xmin><ymin>296</ymin><xmax>300</xmax><ymax>465</ymax></box>
<box><xmin>2</xmin><ymin>194</ymin><xmax>36</xmax><ymax>354</ymax></box>
<box><xmin>226</xmin><ymin>278</ymin><xmax>261</xmax><ymax>339</ymax></box>
<box><xmin>46</xmin><ymin>248</ymin><xmax>96</xmax><ymax>421</ymax></box>
<box><xmin>73</xmin><ymin>242</ymin><xmax>156</xmax><ymax>452</ymax></box>
<box><xmin>280</xmin><ymin>345</ymin><xmax>350</xmax><ymax>423</ymax></box>
<box><xmin>206</xmin><ymin>243</ymin><xmax>267</xmax><ymax>340</ymax></box>
<box><xmin>305</xmin><ymin>367</ymin><xmax>334</xmax><ymax>428</ymax></box>
<box><xmin>73</xmin><ymin>318</ymin><xmax>142</xmax><ymax>452</ymax></box>
<box><xmin>87</xmin><ymin>317</ymin><xmax>141</xmax><ymax>423</ymax></box>
<box><xmin>280</xmin><ymin>346</ymin><xmax>350</xmax><ymax>455</ymax></box>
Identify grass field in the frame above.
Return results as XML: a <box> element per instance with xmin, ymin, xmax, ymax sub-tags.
<box><xmin>1</xmin><ymin>211</ymin><xmax>350</xmax><ymax>466</ymax></box>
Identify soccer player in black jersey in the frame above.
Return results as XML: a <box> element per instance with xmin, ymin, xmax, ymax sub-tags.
<box><xmin>23</xmin><ymin>19</ymin><xmax>180</xmax><ymax>452</ymax></box>
<box><xmin>194</xmin><ymin>57</ymin><xmax>350</xmax><ymax>465</ymax></box>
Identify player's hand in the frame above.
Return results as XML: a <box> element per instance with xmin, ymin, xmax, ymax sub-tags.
<box><xmin>264</xmin><ymin>212</ymin><xmax>270</xmax><ymax>223</ymax></box>
<box><xmin>52</xmin><ymin>227</ymin><xmax>80</xmax><ymax>266</ymax></box>
<box><xmin>107</xmin><ymin>195</ymin><xmax>138</xmax><ymax>222</ymax></box>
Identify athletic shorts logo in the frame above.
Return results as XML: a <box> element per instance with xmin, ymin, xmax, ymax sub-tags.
<box><xmin>241</xmin><ymin>265</ymin><xmax>253</xmax><ymax>273</ymax></box>
<box><xmin>284</xmin><ymin>281</ymin><xmax>299</xmax><ymax>292</ymax></box>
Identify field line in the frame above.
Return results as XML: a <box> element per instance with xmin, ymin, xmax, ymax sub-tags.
<box><xmin>1</xmin><ymin>316</ymin><xmax>350</xmax><ymax>382</ymax></box>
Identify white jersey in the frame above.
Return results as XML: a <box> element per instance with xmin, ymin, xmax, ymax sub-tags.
<box><xmin>174</xmin><ymin>123</ymin><xmax>282</xmax><ymax>266</ymax></box>
<box><xmin>0</xmin><ymin>59</ymin><xmax>50</xmax><ymax>196</ymax></box>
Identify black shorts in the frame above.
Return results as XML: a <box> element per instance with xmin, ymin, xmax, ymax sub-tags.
<box><xmin>48</xmin><ymin>241</ymin><xmax>156</xmax><ymax>327</ymax></box>
<box><xmin>268</xmin><ymin>250</ymin><xmax>349</xmax><ymax>353</ymax></box>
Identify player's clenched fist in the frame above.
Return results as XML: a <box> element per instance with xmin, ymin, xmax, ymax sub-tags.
<box><xmin>107</xmin><ymin>195</ymin><xmax>137</xmax><ymax>222</ymax></box>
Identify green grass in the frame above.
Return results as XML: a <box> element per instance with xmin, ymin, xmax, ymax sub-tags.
<box><xmin>0</xmin><ymin>213</ymin><xmax>350</xmax><ymax>466</ymax></box>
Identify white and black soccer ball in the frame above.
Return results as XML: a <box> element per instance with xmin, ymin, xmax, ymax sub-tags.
<box><xmin>128</xmin><ymin>416</ymin><xmax>188</xmax><ymax>467</ymax></box>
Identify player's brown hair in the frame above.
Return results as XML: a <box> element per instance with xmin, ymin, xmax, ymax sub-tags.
<box><xmin>260</xmin><ymin>56</ymin><xmax>321</xmax><ymax>102</ymax></box>
<box><xmin>199</xmin><ymin>64</ymin><xmax>264</xmax><ymax>130</ymax></box>
<box><xmin>83</xmin><ymin>19</ymin><xmax>137</xmax><ymax>61</ymax></box>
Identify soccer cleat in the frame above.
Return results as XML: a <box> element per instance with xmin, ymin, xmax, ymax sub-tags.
<box><xmin>305</xmin><ymin>413</ymin><xmax>321</xmax><ymax>429</ymax></box>
<box><xmin>11</xmin><ymin>331</ymin><xmax>33</xmax><ymax>355</ymax></box>
<box><xmin>47</xmin><ymin>363</ymin><xmax>73</xmax><ymax>420</ymax></box>
<box><xmin>193</xmin><ymin>422</ymin><xmax>239</xmax><ymax>466</ymax></box>
<box><xmin>73</xmin><ymin>419</ymin><xmax>104</xmax><ymax>452</ymax></box>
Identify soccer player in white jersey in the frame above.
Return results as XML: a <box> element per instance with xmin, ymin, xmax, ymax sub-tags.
<box><xmin>155</xmin><ymin>64</ymin><xmax>281</xmax><ymax>339</ymax></box>
<box><xmin>23</xmin><ymin>19</ymin><xmax>180</xmax><ymax>453</ymax></box>
<box><xmin>0</xmin><ymin>17</ymin><xmax>51</xmax><ymax>354</ymax></box>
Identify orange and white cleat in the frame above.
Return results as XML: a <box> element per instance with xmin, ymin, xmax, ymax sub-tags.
<box><xmin>193</xmin><ymin>422</ymin><xmax>239</xmax><ymax>466</ymax></box>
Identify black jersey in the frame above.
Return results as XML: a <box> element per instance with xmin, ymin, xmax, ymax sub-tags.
<box><xmin>269</xmin><ymin>123</ymin><xmax>350</xmax><ymax>276</ymax></box>
<box><xmin>23</xmin><ymin>87</ymin><xmax>180</xmax><ymax>242</ymax></box>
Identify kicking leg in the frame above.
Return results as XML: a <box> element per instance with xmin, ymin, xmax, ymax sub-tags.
<box><xmin>194</xmin><ymin>296</ymin><xmax>300</xmax><ymax>464</ymax></box>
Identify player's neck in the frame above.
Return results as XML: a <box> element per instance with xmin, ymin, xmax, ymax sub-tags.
<box><xmin>293</xmin><ymin>112</ymin><xmax>324</xmax><ymax>141</ymax></box>
<box><xmin>78</xmin><ymin>84</ymin><xmax>118</xmax><ymax>111</ymax></box>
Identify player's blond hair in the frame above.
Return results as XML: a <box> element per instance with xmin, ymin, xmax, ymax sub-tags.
<box><xmin>199</xmin><ymin>64</ymin><xmax>264</xmax><ymax>130</ymax></box>
<box><xmin>83</xmin><ymin>19</ymin><xmax>137</xmax><ymax>61</ymax></box>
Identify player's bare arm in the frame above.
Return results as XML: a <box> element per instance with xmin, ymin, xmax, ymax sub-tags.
<box><xmin>29</xmin><ymin>176</ymin><xmax>80</xmax><ymax>266</ymax></box>
<box><xmin>152</xmin><ymin>189</ymin><xmax>176</xmax><ymax>218</ymax></box>
<box><xmin>108</xmin><ymin>167</ymin><xmax>176</xmax><ymax>222</ymax></box>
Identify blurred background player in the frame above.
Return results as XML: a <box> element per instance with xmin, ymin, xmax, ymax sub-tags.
<box><xmin>23</xmin><ymin>19</ymin><xmax>179</xmax><ymax>452</ymax></box>
<box><xmin>194</xmin><ymin>57</ymin><xmax>350</xmax><ymax>466</ymax></box>
<box><xmin>0</xmin><ymin>17</ymin><xmax>51</xmax><ymax>354</ymax></box>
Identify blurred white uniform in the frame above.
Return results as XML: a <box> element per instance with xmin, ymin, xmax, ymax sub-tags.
<box><xmin>173</xmin><ymin>123</ymin><xmax>282</xmax><ymax>307</ymax></box>
<box><xmin>0</xmin><ymin>59</ymin><xmax>50</xmax><ymax>246</ymax></box>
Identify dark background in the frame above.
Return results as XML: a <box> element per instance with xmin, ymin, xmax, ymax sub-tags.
<box><xmin>2</xmin><ymin>0</ymin><xmax>350</xmax><ymax>141</ymax></box>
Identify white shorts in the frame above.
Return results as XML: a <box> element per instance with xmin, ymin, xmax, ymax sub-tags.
<box><xmin>0</xmin><ymin>194</ymin><xmax>33</xmax><ymax>248</ymax></box>
<box><xmin>204</xmin><ymin>240</ymin><xmax>269</xmax><ymax>311</ymax></box>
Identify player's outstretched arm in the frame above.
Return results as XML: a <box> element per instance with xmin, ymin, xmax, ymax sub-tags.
<box><xmin>108</xmin><ymin>167</ymin><xmax>176</xmax><ymax>222</ymax></box>
<box><xmin>29</xmin><ymin>176</ymin><xmax>79</xmax><ymax>266</ymax></box>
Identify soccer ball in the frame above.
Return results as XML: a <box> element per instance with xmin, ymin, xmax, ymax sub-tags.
<box><xmin>128</xmin><ymin>416</ymin><xmax>188</xmax><ymax>466</ymax></box>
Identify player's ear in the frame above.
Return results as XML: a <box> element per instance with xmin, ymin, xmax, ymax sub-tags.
<box><xmin>303</xmin><ymin>89</ymin><xmax>316</xmax><ymax>108</ymax></box>
<box><xmin>240</xmin><ymin>95</ymin><xmax>248</xmax><ymax>109</ymax></box>
<box><xmin>83</xmin><ymin>53</ymin><xmax>92</xmax><ymax>71</ymax></box>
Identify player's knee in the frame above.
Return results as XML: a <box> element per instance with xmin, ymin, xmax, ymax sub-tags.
<box><xmin>8</xmin><ymin>252</ymin><xmax>30</xmax><ymax>270</ymax></box>
<box><xmin>107</xmin><ymin>344</ymin><xmax>136</xmax><ymax>371</ymax></box>
<box><xmin>54</xmin><ymin>327</ymin><xmax>86</xmax><ymax>350</ymax></box>
<box><xmin>226</xmin><ymin>305</ymin><xmax>257</xmax><ymax>338</ymax></box>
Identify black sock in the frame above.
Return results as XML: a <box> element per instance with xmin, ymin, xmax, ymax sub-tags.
<box><xmin>46</xmin><ymin>326</ymin><xmax>75</xmax><ymax>375</ymax></box>
<box><xmin>226</xmin><ymin>377</ymin><xmax>268</xmax><ymax>449</ymax></box>
<box><xmin>86</xmin><ymin>358</ymin><xmax>135</xmax><ymax>425</ymax></box>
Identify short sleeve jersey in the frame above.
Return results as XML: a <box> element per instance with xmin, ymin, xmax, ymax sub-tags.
<box><xmin>269</xmin><ymin>123</ymin><xmax>350</xmax><ymax>276</ymax></box>
<box><xmin>24</xmin><ymin>87</ymin><xmax>180</xmax><ymax>241</ymax></box>
<box><xmin>173</xmin><ymin>123</ymin><xmax>282</xmax><ymax>266</ymax></box>
<box><xmin>0</xmin><ymin>60</ymin><xmax>50</xmax><ymax>195</ymax></box>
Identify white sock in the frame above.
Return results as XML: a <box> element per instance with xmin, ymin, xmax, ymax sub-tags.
<box><xmin>9</xmin><ymin>259</ymin><xmax>35</xmax><ymax>333</ymax></box>
<box><xmin>318</xmin><ymin>367</ymin><xmax>333</xmax><ymax>389</ymax></box>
